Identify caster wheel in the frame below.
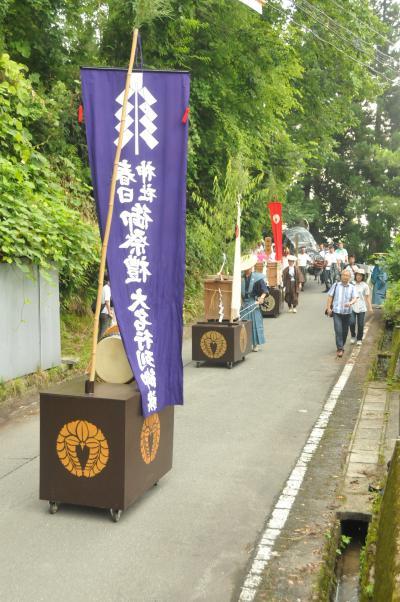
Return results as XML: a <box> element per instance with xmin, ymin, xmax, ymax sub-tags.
<box><xmin>49</xmin><ymin>501</ymin><xmax>59</xmax><ymax>514</ymax></box>
<box><xmin>154</xmin><ymin>481</ymin><xmax>158</xmax><ymax>487</ymax></box>
<box><xmin>110</xmin><ymin>509</ymin><xmax>122</xmax><ymax>523</ymax></box>
<box><xmin>242</xmin><ymin>356</ymin><xmax>245</xmax><ymax>361</ymax></box>
<box><xmin>227</xmin><ymin>362</ymin><xmax>233</xmax><ymax>369</ymax></box>
<box><xmin>196</xmin><ymin>362</ymin><xmax>201</xmax><ymax>368</ymax></box>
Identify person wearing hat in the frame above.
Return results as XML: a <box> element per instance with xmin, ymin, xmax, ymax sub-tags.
<box><xmin>241</xmin><ymin>254</ymin><xmax>269</xmax><ymax>351</ymax></box>
<box><xmin>282</xmin><ymin>255</ymin><xmax>303</xmax><ymax>313</ymax></box>
<box><xmin>350</xmin><ymin>268</ymin><xmax>372</xmax><ymax>345</ymax></box>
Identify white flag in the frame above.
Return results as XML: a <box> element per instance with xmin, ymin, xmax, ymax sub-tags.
<box><xmin>237</xmin><ymin>0</ymin><xmax>265</xmax><ymax>14</ymax></box>
<box><xmin>231</xmin><ymin>199</ymin><xmax>242</xmax><ymax>321</ymax></box>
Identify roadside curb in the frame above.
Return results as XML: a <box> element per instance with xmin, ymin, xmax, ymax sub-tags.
<box><xmin>337</xmin><ymin>381</ymin><xmax>398</xmax><ymax>522</ymax></box>
<box><xmin>240</xmin><ymin>312</ymin><xmax>384</xmax><ymax>601</ymax></box>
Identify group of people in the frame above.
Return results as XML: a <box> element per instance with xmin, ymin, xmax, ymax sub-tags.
<box><xmin>242</xmin><ymin>239</ymin><xmax>388</xmax><ymax>360</ymax></box>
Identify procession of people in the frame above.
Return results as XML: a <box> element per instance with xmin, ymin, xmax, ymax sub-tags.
<box><xmin>240</xmin><ymin>237</ymin><xmax>387</xmax><ymax>359</ymax></box>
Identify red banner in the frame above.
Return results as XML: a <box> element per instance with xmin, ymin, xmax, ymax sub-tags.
<box><xmin>268</xmin><ymin>202</ymin><xmax>283</xmax><ymax>261</ymax></box>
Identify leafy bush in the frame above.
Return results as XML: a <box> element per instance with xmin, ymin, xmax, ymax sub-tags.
<box><xmin>0</xmin><ymin>53</ymin><xmax>99</xmax><ymax>300</ymax></box>
<box><xmin>384</xmin><ymin>282</ymin><xmax>400</xmax><ymax>324</ymax></box>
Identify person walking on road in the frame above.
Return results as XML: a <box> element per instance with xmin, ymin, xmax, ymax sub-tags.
<box><xmin>325</xmin><ymin>270</ymin><xmax>358</xmax><ymax>358</ymax></box>
<box><xmin>98</xmin><ymin>274</ymin><xmax>113</xmax><ymax>341</ymax></box>
<box><xmin>282</xmin><ymin>255</ymin><xmax>303</xmax><ymax>313</ymax></box>
<box><xmin>350</xmin><ymin>268</ymin><xmax>372</xmax><ymax>345</ymax></box>
<box><xmin>335</xmin><ymin>241</ymin><xmax>348</xmax><ymax>272</ymax></box>
<box><xmin>241</xmin><ymin>254</ymin><xmax>268</xmax><ymax>352</ymax></box>
<box><xmin>297</xmin><ymin>247</ymin><xmax>311</xmax><ymax>289</ymax></box>
<box><xmin>343</xmin><ymin>254</ymin><xmax>358</xmax><ymax>282</ymax></box>
<box><xmin>371</xmin><ymin>263</ymin><xmax>388</xmax><ymax>306</ymax></box>
<box><xmin>324</xmin><ymin>245</ymin><xmax>339</xmax><ymax>291</ymax></box>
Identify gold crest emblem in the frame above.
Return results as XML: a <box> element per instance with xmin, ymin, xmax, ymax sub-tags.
<box><xmin>263</xmin><ymin>295</ymin><xmax>276</xmax><ymax>312</ymax></box>
<box><xmin>140</xmin><ymin>413</ymin><xmax>161</xmax><ymax>464</ymax></box>
<box><xmin>200</xmin><ymin>330</ymin><xmax>227</xmax><ymax>359</ymax></box>
<box><xmin>240</xmin><ymin>324</ymin><xmax>248</xmax><ymax>353</ymax></box>
<box><xmin>56</xmin><ymin>420</ymin><xmax>109</xmax><ymax>478</ymax></box>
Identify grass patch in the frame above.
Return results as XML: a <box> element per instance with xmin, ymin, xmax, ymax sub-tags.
<box><xmin>315</xmin><ymin>520</ymin><xmax>341</xmax><ymax>600</ymax></box>
<box><xmin>60</xmin><ymin>310</ymin><xmax>93</xmax><ymax>371</ymax></box>
<box><xmin>0</xmin><ymin>311</ymin><xmax>93</xmax><ymax>407</ymax></box>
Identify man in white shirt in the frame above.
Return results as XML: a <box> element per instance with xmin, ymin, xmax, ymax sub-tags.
<box><xmin>343</xmin><ymin>254</ymin><xmax>359</xmax><ymax>283</ymax></box>
<box><xmin>335</xmin><ymin>242</ymin><xmax>348</xmax><ymax>271</ymax></box>
<box><xmin>297</xmin><ymin>247</ymin><xmax>311</xmax><ymax>289</ymax></box>
<box><xmin>98</xmin><ymin>274</ymin><xmax>113</xmax><ymax>341</ymax></box>
<box><xmin>324</xmin><ymin>246</ymin><xmax>339</xmax><ymax>291</ymax></box>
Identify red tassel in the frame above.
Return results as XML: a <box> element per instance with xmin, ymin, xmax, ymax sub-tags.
<box><xmin>182</xmin><ymin>107</ymin><xmax>190</xmax><ymax>124</ymax></box>
<box><xmin>78</xmin><ymin>104</ymin><xmax>83</xmax><ymax>124</ymax></box>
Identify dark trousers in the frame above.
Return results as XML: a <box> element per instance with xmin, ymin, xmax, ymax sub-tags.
<box><xmin>333</xmin><ymin>312</ymin><xmax>351</xmax><ymax>351</ymax></box>
<box><xmin>98</xmin><ymin>313</ymin><xmax>112</xmax><ymax>341</ymax></box>
<box><xmin>350</xmin><ymin>311</ymin><xmax>365</xmax><ymax>341</ymax></box>
<box><xmin>324</xmin><ymin>269</ymin><xmax>332</xmax><ymax>290</ymax></box>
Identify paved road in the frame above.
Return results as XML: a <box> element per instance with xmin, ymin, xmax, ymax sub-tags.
<box><xmin>0</xmin><ymin>280</ymin><xmax>343</xmax><ymax>601</ymax></box>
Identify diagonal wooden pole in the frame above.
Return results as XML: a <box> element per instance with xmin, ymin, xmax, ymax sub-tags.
<box><xmin>86</xmin><ymin>28</ymin><xmax>139</xmax><ymax>394</ymax></box>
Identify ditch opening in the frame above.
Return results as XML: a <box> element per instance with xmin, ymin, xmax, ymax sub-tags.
<box><xmin>334</xmin><ymin>519</ymin><xmax>369</xmax><ymax>602</ymax></box>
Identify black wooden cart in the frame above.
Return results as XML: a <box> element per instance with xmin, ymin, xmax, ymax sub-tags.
<box><xmin>192</xmin><ymin>320</ymin><xmax>252</xmax><ymax>368</ymax></box>
<box><xmin>40</xmin><ymin>377</ymin><xmax>173</xmax><ymax>522</ymax></box>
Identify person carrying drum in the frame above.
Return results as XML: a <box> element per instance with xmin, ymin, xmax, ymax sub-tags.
<box><xmin>241</xmin><ymin>254</ymin><xmax>269</xmax><ymax>352</ymax></box>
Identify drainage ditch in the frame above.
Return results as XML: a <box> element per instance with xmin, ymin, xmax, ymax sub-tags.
<box><xmin>334</xmin><ymin>519</ymin><xmax>368</xmax><ymax>602</ymax></box>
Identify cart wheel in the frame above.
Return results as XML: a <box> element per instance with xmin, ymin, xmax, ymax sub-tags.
<box><xmin>196</xmin><ymin>362</ymin><xmax>201</xmax><ymax>368</ymax></box>
<box><xmin>110</xmin><ymin>509</ymin><xmax>122</xmax><ymax>523</ymax></box>
<box><xmin>242</xmin><ymin>356</ymin><xmax>245</xmax><ymax>361</ymax></box>
<box><xmin>49</xmin><ymin>501</ymin><xmax>59</xmax><ymax>515</ymax></box>
<box><xmin>154</xmin><ymin>481</ymin><xmax>158</xmax><ymax>487</ymax></box>
<box><xmin>227</xmin><ymin>362</ymin><xmax>233</xmax><ymax>369</ymax></box>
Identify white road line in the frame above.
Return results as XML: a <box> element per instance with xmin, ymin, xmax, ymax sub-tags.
<box><xmin>238</xmin><ymin>325</ymin><xmax>369</xmax><ymax>601</ymax></box>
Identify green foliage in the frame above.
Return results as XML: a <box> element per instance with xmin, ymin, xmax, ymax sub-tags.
<box><xmin>383</xmin><ymin>234</ymin><xmax>400</xmax><ymax>324</ymax></box>
<box><xmin>0</xmin><ymin>53</ymin><xmax>98</xmax><ymax>299</ymax></box>
<box><xmin>1</xmin><ymin>0</ymin><xmax>399</xmax><ymax>315</ymax></box>
<box><xmin>131</xmin><ymin>0</ymin><xmax>173</xmax><ymax>29</ymax></box>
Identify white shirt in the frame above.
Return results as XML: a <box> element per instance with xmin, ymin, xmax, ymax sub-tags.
<box><xmin>297</xmin><ymin>253</ymin><xmax>311</xmax><ymax>267</ymax></box>
<box><xmin>344</xmin><ymin>264</ymin><xmax>358</xmax><ymax>282</ymax></box>
<box><xmin>335</xmin><ymin>248</ymin><xmax>348</xmax><ymax>263</ymax></box>
<box><xmin>288</xmin><ymin>266</ymin><xmax>295</xmax><ymax>280</ymax></box>
<box><xmin>353</xmin><ymin>281</ymin><xmax>370</xmax><ymax>313</ymax></box>
<box><xmin>101</xmin><ymin>283</ymin><xmax>111</xmax><ymax>315</ymax></box>
<box><xmin>318</xmin><ymin>249</ymin><xmax>326</xmax><ymax>259</ymax></box>
<box><xmin>325</xmin><ymin>253</ymin><xmax>338</xmax><ymax>269</ymax></box>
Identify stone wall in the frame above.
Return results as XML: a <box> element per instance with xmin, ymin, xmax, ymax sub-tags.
<box><xmin>373</xmin><ymin>440</ymin><xmax>400</xmax><ymax>601</ymax></box>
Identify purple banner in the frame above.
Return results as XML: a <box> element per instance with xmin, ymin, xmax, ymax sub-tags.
<box><xmin>81</xmin><ymin>68</ymin><xmax>190</xmax><ymax>416</ymax></box>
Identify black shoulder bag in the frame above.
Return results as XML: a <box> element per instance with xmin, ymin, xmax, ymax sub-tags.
<box><xmin>324</xmin><ymin>283</ymin><xmax>337</xmax><ymax>317</ymax></box>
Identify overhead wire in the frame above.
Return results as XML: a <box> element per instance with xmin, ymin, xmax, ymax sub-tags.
<box><xmin>328</xmin><ymin>0</ymin><xmax>395</xmax><ymax>49</ymax></box>
<box><xmin>297</xmin><ymin>0</ymin><xmax>398</xmax><ymax>66</ymax></box>
<box><xmin>268</xmin><ymin>2</ymin><xmax>396</xmax><ymax>85</ymax></box>
<box><xmin>295</xmin><ymin>0</ymin><xmax>399</xmax><ymax>72</ymax></box>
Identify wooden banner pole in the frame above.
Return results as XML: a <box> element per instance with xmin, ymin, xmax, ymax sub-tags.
<box><xmin>86</xmin><ymin>28</ymin><xmax>139</xmax><ymax>394</ymax></box>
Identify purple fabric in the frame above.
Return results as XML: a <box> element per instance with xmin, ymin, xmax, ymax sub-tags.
<box><xmin>81</xmin><ymin>68</ymin><xmax>190</xmax><ymax>416</ymax></box>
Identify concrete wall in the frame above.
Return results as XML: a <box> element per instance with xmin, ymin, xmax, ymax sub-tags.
<box><xmin>0</xmin><ymin>264</ymin><xmax>61</xmax><ymax>382</ymax></box>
